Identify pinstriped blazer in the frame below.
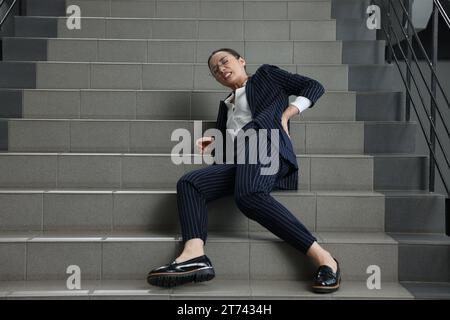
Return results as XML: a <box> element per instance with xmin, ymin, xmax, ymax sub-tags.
<box><xmin>212</xmin><ymin>63</ymin><xmax>325</xmax><ymax>190</ymax></box>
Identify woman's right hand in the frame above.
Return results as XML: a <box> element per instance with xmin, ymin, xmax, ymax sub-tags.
<box><xmin>195</xmin><ymin>136</ymin><xmax>215</xmax><ymax>154</ymax></box>
<box><xmin>281</xmin><ymin>116</ymin><xmax>291</xmax><ymax>139</ymax></box>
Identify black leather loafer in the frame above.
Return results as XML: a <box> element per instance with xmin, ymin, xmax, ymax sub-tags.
<box><xmin>147</xmin><ymin>255</ymin><xmax>215</xmax><ymax>288</ymax></box>
<box><xmin>311</xmin><ymin>258</ymin><xmax>341</xmax><ymax>293</ymax></box>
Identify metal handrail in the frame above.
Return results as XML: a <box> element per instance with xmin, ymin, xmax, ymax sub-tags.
<box><xmin>389</xmin><ymin>1</ymin><xmax>450</xmax><ymax>140</ymax></box>
<box><xmin>397</xmin><ymin>0</ymin><xmax>450</xmax><ymax>196</ymax></box>
<box><xmin>388</xmin><ymin>19</ymin><xmax>450</xmax><ymax>173</ymax></box>
<box><xmin>0</xmin><ymin>0</ymin><xmax>18</xmax><ymax>28</ymax></box>
<box><xmin>375</xmin><ymin>0</ymin><xmax>450</xmax><ymax>200</ymax></box>
<box><xmin>379</xmin><ymin>17</ymin><xmax>450</xmax><ymax>198</ymax></box>
<box><xmin>397</xmin><ymin>0</ymin><xmax>450</xmax><ymax>112</ymax></box>
<box><xmin>435</xmin><ymin>0</ymin><xmax>450</xmax><ymax>28</ymax></box>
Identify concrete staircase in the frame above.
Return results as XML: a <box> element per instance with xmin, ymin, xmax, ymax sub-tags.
<box><xmin>0</xmin><ymin>0</ymin><xmax>448</xmax><ymax>299</ymax></box>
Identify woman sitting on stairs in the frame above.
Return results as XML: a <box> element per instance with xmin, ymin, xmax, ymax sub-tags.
<box><xmin>147</xmin><ymin>48</ymin><xmax>341</xmax><ymax>294</ymax></box>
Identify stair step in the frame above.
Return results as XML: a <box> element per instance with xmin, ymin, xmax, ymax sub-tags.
<box><xmin>1</xmin><ymin>190</ymin><xmax>443</xmax><ymax>233</ymax></box>
<box><xmin>332</xmin><ymin>0</ymin><xmax>370</xmax><ymax>20</ymax></box>
<box><xmin>0</xmin><ymin>89</ymin><xmax>404</xmax><ymax>122</ymax></box>
<box><xmin>383</xmin><ymin>191</ymin><xmax>447</xmax><ymax>234</ymax></box>
<box><xmin>356</xmin><ymin>91</ymin><xmax>404</xmax><ymax>121</ymax></box>
<box><xmin>400</xmin><ymin>281</ymin><xmax>450</xmax><ymax>300</ymax></box>
<box><xmin>336</xmin><ymin>18</ymin><xmax>376</xmax><ymax>41</ymax></box>
<box><xmin>0</xmin><ymin>189</ymin><xmax>387</xmax><ymax>233</ymax></box>
<box><xmin>388</xmin><ymin>233</ymin><xmax>450</xmax><ymax>283</ymax></box>
<box><xmin>2</xmin><ymin>119</ymin><xmax>417</xmax><ymax>155</ymax></box>
<box><xmin>0</xmin><ymin>152</ymin><xmax>371</xmax><ymax>190</ymax></box>
<box><xmin>0</xmin><ymin>153</ymin><xmax>428</xmax><ymax>191</ymax></box>
<box><xmin>0</xmin><ymin>279</ymin><xmax>415</xmax><ymax>300</ymax></box>
<box><xmin>0</xmin><ymin>62</ymin><xmax>399</xmax><ymax>91</ymax></box>
<box><xmin>15</xmin><ymin>16</ymin><xmax>337</xmax><ymax>41</ymax></box>
<box><xmin>373</xmin><ymin>155</ymin><xmax>429</xmax><ymax>191</ymax></box>
<box><xmin>26</xmin><ymin>0</ymin><xmax>333</xmax><ymax>19</ymax></box>
<box><xmin>388</xmin><ymin>233</ymin><xmax>450</xmax><ymax>245</ymax></box>
<box><xmin>0</xmin><ymin>231</ymin><xmax>399</xmax><ymax>282</ymax></box>
<box><xmin>2</xmin><ymin>37</ymin><xmax>386</xmax><ymax>65</ymax></box>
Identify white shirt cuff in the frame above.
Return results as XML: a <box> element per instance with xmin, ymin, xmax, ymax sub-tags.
<box><xmin>290</xmin><ymin>96</ymin><xmax>312</xmax><ymax>114</ymax></box>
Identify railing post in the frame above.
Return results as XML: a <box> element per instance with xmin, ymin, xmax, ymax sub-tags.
<box><xmin>404</xmin><ymin>0</ymin><xmax>412</xmax><ymax>122</ymax></box>
<box><xmin>447</xmin><ymin>198</ymin><xmax>450</xmax><ymax>236</ymax></box>
<box><xmin>386</xmin><ymin>0</ymin><xmax>393</xmax><ymax>64</ymax></box>
<box><xmin>429</xmin><ymin>1</ymin><xmax>439</xmax><ymax>193</ymax></box>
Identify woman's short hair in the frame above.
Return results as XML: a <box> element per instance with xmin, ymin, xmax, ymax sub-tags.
<box><xmin>207</xmin><ymin>48</ymin><xmax>247</xmax><ymax>73</ymax></box>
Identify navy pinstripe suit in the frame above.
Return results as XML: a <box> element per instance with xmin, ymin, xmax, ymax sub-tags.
<box><xmin>176</xmin><ymin>64</ymin><xmax>325</xmax><ymax>255</ymax></box>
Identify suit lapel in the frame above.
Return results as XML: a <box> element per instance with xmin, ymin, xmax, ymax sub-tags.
<box><xmin>245</xmin><ymin>75</ymin><xmax>255</xmax><ymax>116</ymax></box>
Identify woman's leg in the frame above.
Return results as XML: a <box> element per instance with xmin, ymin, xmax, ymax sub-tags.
<box><xmin>175</xmin><ymin>163</ymin><xmax>236</xmax><ymax>262</ymax></box>
<box><xmin>234</xmin><ymin>156</ymin><xmax>337</xmax><ymax>272</ymax></box>
<box><xmin>234</xmin><ymin>158</ymin><xmax>317</xmax><ymax>255</ymax></box>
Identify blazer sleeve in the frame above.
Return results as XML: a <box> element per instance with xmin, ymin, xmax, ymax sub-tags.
<box><xmin>262</xmin><ymin>64</ymin><xmax>325</xmax><ymax>107</ymax></box>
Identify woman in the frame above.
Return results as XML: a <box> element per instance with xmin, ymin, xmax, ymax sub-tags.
<box><xmin>147</xmin><ymin>48</ymin><xmax>341</xmax><ymax>293</ymax></box>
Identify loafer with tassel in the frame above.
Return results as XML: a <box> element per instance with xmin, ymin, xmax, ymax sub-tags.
<box><xmin>147</xmin><ymin>255</ymin><xmax>215</xmax><ymax>288</ymax></box>
<box><xmin>311</xmin><ymin>258</ymin><xmax>341</xmax><ymax>293</ymax></box>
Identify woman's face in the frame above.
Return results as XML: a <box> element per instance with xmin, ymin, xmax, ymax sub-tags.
<box><xmin>208</xmin><ymin>51</ymin><xmax>247</xmax><ymax>88</ymax></box>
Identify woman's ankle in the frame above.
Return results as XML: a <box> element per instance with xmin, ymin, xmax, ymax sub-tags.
<box><xmin>306</xmin><ymin>242</ymin><xmax>337</xmax><ymax>272</ymax></box>
<box><xmin>175</xmin><ymin>252</ymin><xmax>204</xmax><ymax>263</ymax></box>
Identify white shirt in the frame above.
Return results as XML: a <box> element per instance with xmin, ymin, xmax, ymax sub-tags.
<box><xmin>223</xmin><ymin>81</ymin><xmax>312</xmax><ymax>140</ymax></box>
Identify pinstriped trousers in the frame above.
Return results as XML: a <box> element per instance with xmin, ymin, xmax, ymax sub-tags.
<box><xmin>176</xmin><ymin>122</ymin><xmax>317</xmax><ymax>255</ymax></box>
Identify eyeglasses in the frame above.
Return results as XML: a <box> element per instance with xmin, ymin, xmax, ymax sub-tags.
<box><xmin>209</xmin><ymin>55</ymin><xmax>233</xmax><ymax>77</ymax></box>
